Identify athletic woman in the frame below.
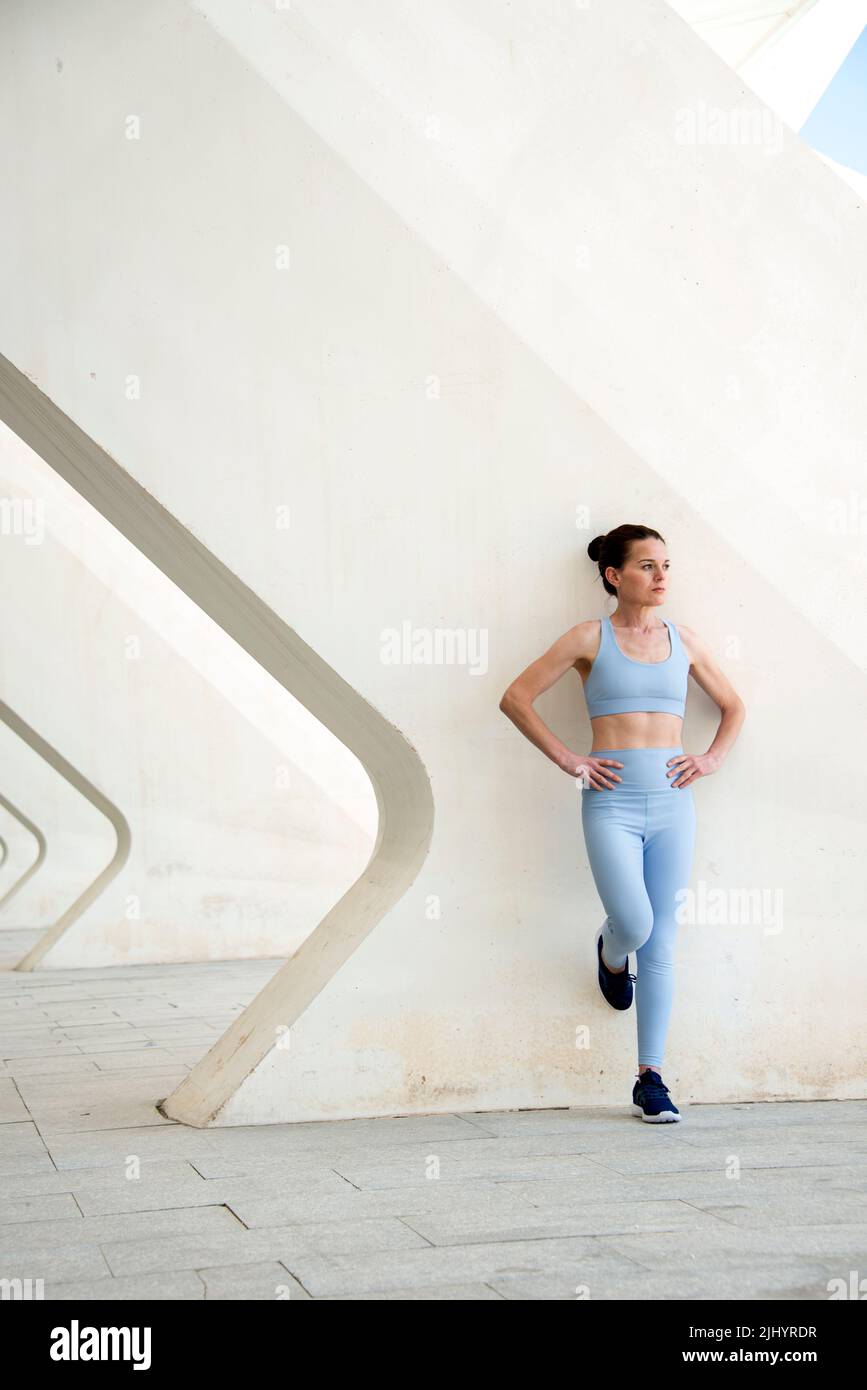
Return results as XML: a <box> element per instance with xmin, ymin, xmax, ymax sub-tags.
<box><xmin>499</xmin><ymin>524</ymin><xmax>746</xmax><ymax>1122</ymax></box>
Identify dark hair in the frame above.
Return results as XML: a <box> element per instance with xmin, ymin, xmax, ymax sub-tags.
<box><xmin>587</xmin><ymin>524</ymin><xmax>665</xmax><ymax>597</ymax></box>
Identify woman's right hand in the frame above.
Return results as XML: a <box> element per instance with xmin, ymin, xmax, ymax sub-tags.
<box><xmin>561</xmin><ymin>752</ymin><xmax>624</xmax><ymax>790</ymax></box>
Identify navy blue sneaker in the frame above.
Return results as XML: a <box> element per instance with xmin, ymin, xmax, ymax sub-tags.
<box><xmin>596</xmin><ymin>925</ymin><xmax>635</xmax><ymax>1010</ymax></box>
<box><xmin>632</xmin><ymin>1068</ymin><xmax>682</xmax><ymax>1123</ymax></box>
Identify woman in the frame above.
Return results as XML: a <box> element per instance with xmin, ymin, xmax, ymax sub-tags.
<box><xmin>499</xmin><ymin>524</ymin><xmax>746</xmax><ymax>1122</ymax></box>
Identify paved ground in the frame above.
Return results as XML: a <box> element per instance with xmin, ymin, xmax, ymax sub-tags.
<box><xmin>1</xmin><ymin>928</ymin><xmax>865</xmax><ymax>1301</ymax></box>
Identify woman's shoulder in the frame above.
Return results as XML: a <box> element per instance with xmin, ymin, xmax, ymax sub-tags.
<box><xmin>667</xmin><ymin>621</ymin><xmax>706</xmax><ymax>670</ymax></box>
<box><xmin>573</xmin><ymin>616</ymin><xmax>606</xmax><ymax>643</ymax></box>
<box><xmin>568</xmin><ymin>618</ymin><xmax>606</xmax><ymax>664</ymax></box>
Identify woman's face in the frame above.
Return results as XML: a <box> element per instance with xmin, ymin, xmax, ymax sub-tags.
<box><xmin>613</xmin><ymin>540</ymin><xmax>669</xmax><ymax>601</ymax></box>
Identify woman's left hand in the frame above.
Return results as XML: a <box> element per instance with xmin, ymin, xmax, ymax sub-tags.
<box><xmin>666</xmin><ymin>751</ymin><xmax>720</xmax><ymax>788</ymax></box>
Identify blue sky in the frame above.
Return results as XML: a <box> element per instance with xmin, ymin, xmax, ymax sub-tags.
<box><xmin>800</xmin><ymin>24</ymin><xmax>867</xmax><ymax>173</ymax></box>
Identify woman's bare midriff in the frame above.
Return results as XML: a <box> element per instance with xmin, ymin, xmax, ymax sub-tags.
<box><xmin>587</xmin><ymin>711</ymin><xmax>684</xmax><ymax>751</ymax></box>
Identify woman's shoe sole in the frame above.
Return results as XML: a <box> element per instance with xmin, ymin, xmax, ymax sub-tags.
<box><xmin>631</xmin><ymin>1103</ymin><xmax>682</xmax><ymax>1123</ymax></box>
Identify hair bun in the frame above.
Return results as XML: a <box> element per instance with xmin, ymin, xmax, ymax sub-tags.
<box><xmin>587</xmin><ymin>533</ymin><xmax>607</xmax><ymax>563</ymax></box>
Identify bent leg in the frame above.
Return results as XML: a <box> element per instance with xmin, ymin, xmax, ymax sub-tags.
<box><xmin>581</xmin><ymin>793</ymin><xmax>654</xmax><ymax>970</ymax></box>
<box><xmin>636</xmin><ymin>790</ymin><xmax>696</xmax><ymax>1067</ymax></box>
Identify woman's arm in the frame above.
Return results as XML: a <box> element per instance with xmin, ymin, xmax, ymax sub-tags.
<box><xmin>678</xmin><ymin>623</ymin><xmax>746</xmax><ymax>767</ymax></box>
<box><xmin>499</xmin><ymin>623</ymin><xmax>623</xmax><ymax>788</ymax></box>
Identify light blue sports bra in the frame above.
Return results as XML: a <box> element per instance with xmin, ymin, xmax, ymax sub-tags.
<box><xmin>582</xmin><ymin>615</ymin><xmax>689</xmax><ymax>719</ymax></box>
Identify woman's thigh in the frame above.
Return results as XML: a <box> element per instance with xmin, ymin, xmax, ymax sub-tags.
<box><xmin>581</xmin><ymin>791</ymin><xmax>653</xmax><ymax>936</ymax></box>
<box><xmin>642</xmin><ymin>788</ymin><xmax>696</xmax><ymax>926</ymax></box>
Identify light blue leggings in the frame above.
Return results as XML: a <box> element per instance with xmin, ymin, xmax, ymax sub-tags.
<box><xmin>581</xmin><ymin>745</ymin><xmax>696</xmax><ymax>1068</ymax></box>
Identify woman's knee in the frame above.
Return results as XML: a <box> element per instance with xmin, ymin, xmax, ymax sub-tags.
<box><xmin>607</xmin><ymin>904</ymin><xmax>654</xmax><ymax>953</ymax></box>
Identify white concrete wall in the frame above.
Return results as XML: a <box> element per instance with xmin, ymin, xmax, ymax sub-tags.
<box><xmin>0</xmin><ymin>424</ymin><xmax>376</xmax><ymax>966</ymax></box>
<box><xmin>1</xmin><ymin>0</ymin><xmax>864</xmax><ymax>1119</ymax></box>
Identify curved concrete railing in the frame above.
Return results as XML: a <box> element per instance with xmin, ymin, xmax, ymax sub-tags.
<box><xmin>0</xmin><ymin>698</ymin><xmax>132</xmax><ymax>971</ymax></box>
<box><xmin>0</xmin><ymin>793</ymin><xmax>47</xmax><ymax>913</ymax></box>
<box><xmin>0</xmin><ymin>350</ymin><xmax>434</xmax><ymax>1124</ymax></box>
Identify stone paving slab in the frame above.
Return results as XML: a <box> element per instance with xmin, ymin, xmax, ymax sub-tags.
<box><xmin>0</xmin><ymin>1204</ymin><xmax>244</xmax><ymax>1257</ymax></box>
<box><xmin>100</xmin><ymin>1230</ymin><xmax>290</xmax><ymax>1278</ymax></box>
<box><xmin>684</xmin><ymin>1102</ymin><xmax>867</xmax><ymax>1128</ymax></box>
<box><xmin>68</xmin><ymin>1048</ymin><xmax>192</xmax><ymax>1072</ymax></box>
<box><xmin>483</xmin><ymin>1262</ymin><xmax>839</xmax><ymax>1301</ymax></box>
<box><xmin>17</xmin><ymin>1077</ymin><xmax>188</xmax><ymax>1136</ymax></box>
<box><xmin>458</xmin><ymin>1102</ymin><xmax>867</xmax><ymax>1135</ymax></box>
<box><xmin>197</xmin><ymin>1261</ymin><xmax>312</xmax><ymax>1300</ymax></box>
<box><xmin>63</xmin><ymin>1038</ymin><xmax>178</xmax><ymax>1053</ymax></box>
<box><xmin>15</xmin><ymin>1071</ymin><xmax>188</xmax><ymax>1104</ymax></box>
<box><xmin>101</xmin><ymin>1215</ymin><xmax>430</xmax><ymax>1278</ymax></box>
<box><xmin>675</xmin><ymin>1122</ymin><xmax>867</xmax><ymax>1148</ymax></box>
<box><xmin>0</xmin><ymin>1042</ymin><xmax>89</xmax><ymax>1060</ymax></box>
<box><xmin>247</xmin><ymin>1217</ymin><xmax>440</xmax><ymax>1258</ymax></box>
<box><xmin>71</xmin><ymin>1167</ymin><xmax>359</xmax><ymax>1217</ymax></box>
<box><xmin>0</xmin><ymin>1021</ymin><xmax>66</xmax><ymax>1039</ymax></box>
<box><xmin>0</xmin><ymin>994</ymin><xmax>41</xmax><ymax>1011</ymax></box>
<box><xmin>671</xmin><ymin>1192</ymin><xmax>867</xmax><ymax>1228</ymax></box>
<box><xmin>0</xmin><ymin>1242</ymin><xmax>111</xmax><ymax>1283</ymax></box>
<box><xmin>499</xmin><ymin>1162</ymin><xmax>867</xmax><ymax>1208</ymax></box>
<box><xmin>327</xmin><ymin>1153</ymin><xmax>648</xmax><ymax>1191</ymax></box>
<box><xmin>42</xmin><ymin>1269</ymin><xmax>206</xmax><ymax>1300</ymax></box>
<box><xmin>396</xmin><ymin>1196</ymin><xmax>726</xmax><ymax>1246</ymax></box>
<box><xmin>603</xmin><ymin>1223</ymin><xmax>867</xmax><ymax>1270</ymax></box>
<box><xmin>0</xmin><ymin>1039</ymin><xmax>122</xmax><ymax>1056</ymax></box>
<box><xmin>1</xmin><ymin>1193</ymin><xmax>82</xmax><ymax>1226</ymax></box>
<box><xmin>47</xmin><ymin>1007</ymin><xmax>161</xmax><ymax>1028</ymax></box>
<box><xmin>326</xmin><ymin>1281</ymin><xmax>504</xmax><ymax>1300</ymax></box>
<box><xmin>6</xmin><ymin>988</ymin><xmax>146</xmax><ymax>1007</ymax></box>
<box><xmin>38</xmin><ymin>1026</ymin><xmax>155</xmax><ymax>1042</ymax></box>
<box><xmin>4</xmin><ymin>1055</ymin><xmax>103</xmax><ymax>1078</ymax></box>
<box><xmin>0</xmin><ymin>1158</ymin><xmax>205</xmax><ymax>1200</ymax></box>
<box><xmin>210</xmin><ymin>1182</ymin><xmax>541</xmax><ymax>1229</ymax></box>
<box><xmin>287</xmin><ymin>1222</ymin><xmax>867</xmax><ymax>1299</ymax></box>
<box><xmin>0</xmin><ymin>1155</ymin><xmax>58</xmax><ymax>1179</ymax></box>
<box><xmin>41</xmin><ymin>1113</ymin><xmax>491</xmax><ymax>1169</ymax></box>
<box><xmin>279</xmin><ymin>1236</ymin><xmax>646</xmax><ymax>1298</ymax></box>
<box><xmin>575</xmin><ymin>1142</ymin><xmax>864</xmax><ymax>1176</ymax></box>
<box><xmin>2</xmin><ymin>1121</ymin><xmax>52</xmax><ymax>1159</ymax></box>
<box><xmin>0</xmin><ymin>1078</ymin><xmax>29</xmax><ymax>1122</ymax></box>
<box><xmin>184</xmin><ymin>1130</ymin><xmax>690</xmax><ymax>1179</ymax></box>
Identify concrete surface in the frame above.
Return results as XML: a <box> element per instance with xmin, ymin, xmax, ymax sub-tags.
<box><xmin>1</xmin><ymin>941</ymin><xmax>864</xmax><ymax>1300</ymax></box>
